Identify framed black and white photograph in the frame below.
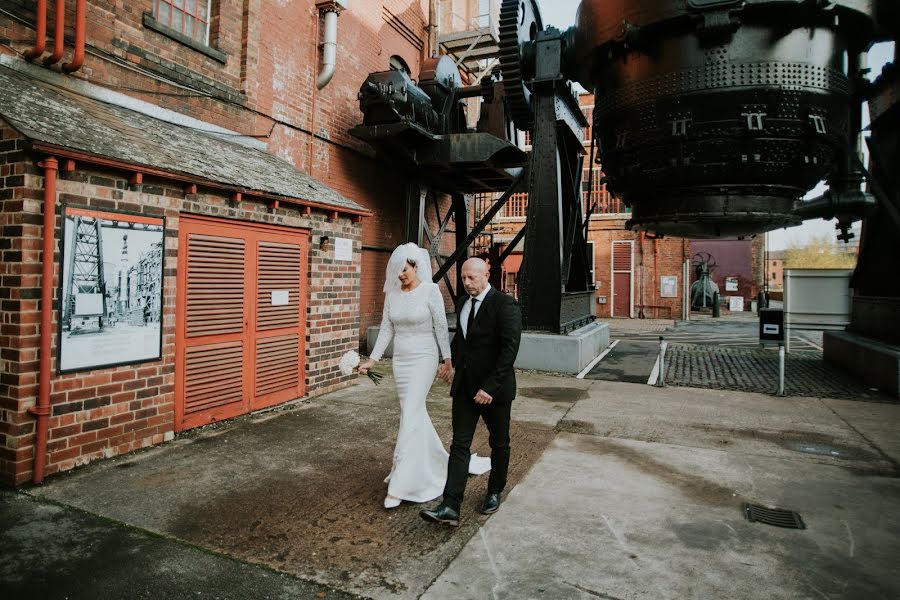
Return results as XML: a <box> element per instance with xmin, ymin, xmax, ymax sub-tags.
<box><xmin>660</xmin><ymin>275</ymin><xmax>678</xmax><ymax>298</ymax></box>
<box><xmin>59</xmin><ymin>206</ymin><xmax>165</xmax><ymax>373</ymax></box>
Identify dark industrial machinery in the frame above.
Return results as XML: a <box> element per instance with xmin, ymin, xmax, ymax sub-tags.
<box><xmin>357</xmin><ymin>56</ymin><xmax>466</xmax><ymax>135</ymax></box>
<box><xmin>352</xmin><ymin>0</ymin><xmax>900</xmax><ymax>379</ymax></box>
<box><xmin>351</xmin><ymin>55</ymin><xmax>526</xmax><ymax>194</ymax></box>
<box><xmin>690</xmin><ymin>252</ymin><xmax>719</xmax><ymax>310</ymax></box>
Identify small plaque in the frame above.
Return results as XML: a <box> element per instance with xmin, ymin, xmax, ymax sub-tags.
<box><xmin>763</xmin><ymin>324</ymin><xmax>780</xmax><ymax>335</ymax></box>
<box><xmin>271</xmin><ymin>290</ymin><xmax>289</xmax><ymax>306</ymax></box>
<box><xmin>335</xmin><ymin>237</ymin><xmax>353</xmax><ymax>261</ymax></box>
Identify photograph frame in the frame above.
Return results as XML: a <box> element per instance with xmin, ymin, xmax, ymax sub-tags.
<box><xmin>57</xmin><ymin>205</ymin><xmax>166</xmax><ymax>374</ymax></box>
<box><xmin>659</xmin><ymin>275</ymin><xmax>678</xmax><ymax>298</ymax></box>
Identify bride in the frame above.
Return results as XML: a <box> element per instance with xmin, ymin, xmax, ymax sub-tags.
<box><xmin>359</xmin><ymin>243</ymin><xmax>489</xmax><ymax>508</ymax></box>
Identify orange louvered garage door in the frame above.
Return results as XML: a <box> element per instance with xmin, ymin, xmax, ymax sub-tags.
<box><xmin>176</xmin><ymin>215</ymin><xmax>308</xmax><ymax>431</ymax></box>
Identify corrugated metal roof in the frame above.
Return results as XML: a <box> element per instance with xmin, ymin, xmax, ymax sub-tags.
<box><xmin>0</xmin><ymin>65</ymin><xmax>365</xmax><ymax>213</ymax></box>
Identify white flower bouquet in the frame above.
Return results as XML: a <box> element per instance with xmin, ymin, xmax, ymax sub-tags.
<box><xmin>339</xmin><ymin>350</ymin><xmax>384</xmax><ymax>385</ymax></box>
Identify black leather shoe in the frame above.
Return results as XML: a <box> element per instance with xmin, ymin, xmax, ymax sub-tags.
<box><xmin>480</xmin><ymin>492</ymin><xmax>501</xmax><ymax>515</ymax></box>
<box><xmin>420</xmin><ymin>504</ymin><xmax>460</xmax><ymax>527</ymax></box>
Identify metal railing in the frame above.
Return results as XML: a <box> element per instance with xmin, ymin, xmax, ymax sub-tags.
<box><xmin>437</xmin><ymin>0</ymin><xmax>498</xmax><ymax>36</ymax></box>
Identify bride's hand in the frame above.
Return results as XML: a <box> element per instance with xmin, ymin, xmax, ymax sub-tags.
<box><xmin>359</xmin><ymin>358</ymin><xmax>376</xmax><ymax>374</ymax></box>
<box><xmin>437</xmin><ymin>359</ymin><xmax>452</xmax><ymax>384</ymax></box>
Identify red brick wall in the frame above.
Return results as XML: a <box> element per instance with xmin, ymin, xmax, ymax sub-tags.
<box><xmin>0</xmin><ymin>0</ymin><xmax>429</xmax><ymax>339</ymax></box>
<box><xmin>488</xmin><ymin>212</ymin><xmax>690</xmax><ymax>320</ymax></box>
<box><xmin>0</xmin><ymin>147</ymin><xmax>361</xmax><ymax>485</ymax></box>
<box><xmin>0</xmin><ymin>0</ymin><xmax>459</xmax><ymax>485</ymax></box>
<box><xmin>0</xmin><ymin>122</ymin><xmax>40</xmax><ymax>486</ymax></box>
<box><xmin>589</xmin><ymin>220</ymin><xmax>689</xmax><ymax>320</ymax></box>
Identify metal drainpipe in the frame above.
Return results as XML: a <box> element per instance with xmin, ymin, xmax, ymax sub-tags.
<box><xmin>44</xmin><ymin>0</ymin><xmax>66</xmax><ymax>66</ymax></box>
<box><xmin>316</xmin><ymin>7</ymin><xmax>340</xmax><ymax>90</ymax></box>
<box><xmin>24</xmin><ymin>0</ymin><xmax>47</xmax><ymax>60</ymax></box>
<box><xmin>28</xmin><ymin>156</ymin><xmax>59</xmax><ymax>484</ymax></box>
<box><xmin>62</xmin><ymin>0</ymin><xmax>86</xmax><ymax>73</ymax></box>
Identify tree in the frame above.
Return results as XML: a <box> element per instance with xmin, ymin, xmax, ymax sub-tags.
<box><xmin>784</xmin><ymin>234</ymin><xmax>858</xmax><ymax>269</ymax></box>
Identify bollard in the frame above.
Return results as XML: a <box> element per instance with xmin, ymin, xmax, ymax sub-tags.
<box><xmin>657</xmin><ymin>336</ymin><xmax>668</xmax><ymax>387</ymax></box>
<box><xmin>777</xmin><ymin>343</ymin><xmax>785</xmax><ymax>396</ymax></box>
<box><xmin>712</xmin><ymin>291</ymin><xmax>720</xmax><ymax>318</ymax></box>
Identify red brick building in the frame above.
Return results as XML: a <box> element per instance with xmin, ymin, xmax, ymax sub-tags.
<box><xmin>0</xmin><ymin>0</ymin><xmax>451</xmax><ymax>485</ymax></box>
<box><xmin>691</xmin><ymin>237</ymin><xmax>766</xmax><ymax>311</ymax></box>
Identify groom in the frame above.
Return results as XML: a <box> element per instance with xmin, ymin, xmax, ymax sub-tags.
<box><xmin>421</xmin><ymin>257</ymin><xmax>522</xmax><ymax>527</ymax></box>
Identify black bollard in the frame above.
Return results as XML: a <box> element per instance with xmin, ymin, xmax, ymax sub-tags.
<box><xmin>712</xmin><ymin>291</ymin><xmax>721</xmax><ymax>318</ymax></box>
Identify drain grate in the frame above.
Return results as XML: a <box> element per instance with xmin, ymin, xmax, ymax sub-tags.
<box><xmin>743</xmin><ymin>503</ymin><xmax>806</xmax><ymax>529</ymax></box>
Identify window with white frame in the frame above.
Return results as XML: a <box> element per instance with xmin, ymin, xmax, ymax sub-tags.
<box><xmin>154</xmin><ymin>0</ymin><xmax>211</xmax><ymax>45</ymax></box>
<box><xmin>585</xmin><ymin>240</ymin><xmax>595</xmax><ymax>285</ymax></box>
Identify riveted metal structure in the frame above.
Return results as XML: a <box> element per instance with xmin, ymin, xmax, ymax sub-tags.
<box><xmin>566</xmin><ymin>0</ymin><xmax>884</xmax><ymax>239</ymax></box>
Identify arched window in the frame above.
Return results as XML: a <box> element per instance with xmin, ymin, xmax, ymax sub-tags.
<box><xmin>389</xmin><ymin>55</ymin><xmax>410</xmax><ymax>75</ymax></box>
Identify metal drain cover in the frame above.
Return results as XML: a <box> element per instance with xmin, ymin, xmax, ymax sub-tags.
<box><xmin>743</xmin><ymin>503</ymin><xmax>806</xmax><ymax>529</ymax></box>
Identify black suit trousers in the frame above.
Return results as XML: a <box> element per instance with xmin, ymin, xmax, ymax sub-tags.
<box><xmin>442</xmin><ymin>393</ymin><xmax>512</xmax><ymax>512</ymax></box>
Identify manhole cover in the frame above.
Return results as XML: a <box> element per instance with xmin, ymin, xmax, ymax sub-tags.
<box><xmin>743</xmin><ymin>503</ymin><xmax>805</xmax><ymax>529</ymax></box>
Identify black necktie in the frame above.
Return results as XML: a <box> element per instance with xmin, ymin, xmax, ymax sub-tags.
<box><xmin>466</xmin><ymin>297</ymin><xmax>478</xmax><ymax>338</ymax></box>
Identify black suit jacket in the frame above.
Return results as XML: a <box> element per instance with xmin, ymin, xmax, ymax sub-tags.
<box><xmin>450</xmin><ymin>287</ymin><xmax>522</xmax><ymax>403</ymax></box>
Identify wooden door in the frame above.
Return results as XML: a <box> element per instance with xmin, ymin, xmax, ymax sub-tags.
<box><xmin>611</xmin><ymin>240</ymin><xmax>633</xmax><ymax>318</ymax></box>
<box><xmin>176</xmin><ymin>216</ymin><xmax>307</xmax><ymax>431</ymax></box>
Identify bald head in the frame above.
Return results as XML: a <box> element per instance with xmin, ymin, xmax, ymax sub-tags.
<box><xmin>461</xmin><ymin>258</ymin><xmax>489</xmax><ymax>297</ymax></box>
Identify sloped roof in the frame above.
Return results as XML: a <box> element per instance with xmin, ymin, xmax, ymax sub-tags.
<box><xmin>0</xmin><ymin>64</ymin><xmax>365</xmax><ymax>214</ymax></box>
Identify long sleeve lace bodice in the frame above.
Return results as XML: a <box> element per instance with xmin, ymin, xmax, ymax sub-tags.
<box><xmin>370</xmin><ymin>283</ymin><xmax>452</xmax><ymax>361</ymax></box>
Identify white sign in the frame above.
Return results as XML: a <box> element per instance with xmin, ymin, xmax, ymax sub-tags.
<box><xmin>763</xmin><ymin>324</ymin><xmax>780</xmax><ymax>335</ymax></box>
<box><xmin>660</xmin><ymin>275</ymin><xmax>678</xmax><ymax>298</ymax></box>
<box><xmin>334</xmin><ymin>237</ymin><xmax>353</xmax><ymax>261</ymax></box>
<box><xmin>271</xmin><ymin>290</ymin><xmax>289</xmax><ymax>306</ymax></box>
<box><xmin>725</xmin><ymin>277</ymin><xmax>738</xmax><ymax>292</ymax></box>
<box><xmin>74</xmin><ymin>293</ymin><xmax>104</xmax><ymax>316</ymax></box>
<box><xmin>728</xmin><ymin>296</ymin><xmax>744</xmax><ymax>311</ymax></box>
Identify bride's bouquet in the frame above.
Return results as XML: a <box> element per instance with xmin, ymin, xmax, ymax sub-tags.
<box><xmin>339</xmin><ymin>350</ymin><xmax>384</xmax><ymax>385</ymax></box>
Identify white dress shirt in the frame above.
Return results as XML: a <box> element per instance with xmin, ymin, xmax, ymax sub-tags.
<box><xmin>460</xmin><ymin>284</ymin><xmax>491</xmax><ymax>338</ymax></box>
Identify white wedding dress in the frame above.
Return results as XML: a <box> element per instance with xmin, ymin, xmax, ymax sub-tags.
<box><xmin>370</xmin><ymin>282</ymin><xmax>490</xmax><ymax>503</ymax></box>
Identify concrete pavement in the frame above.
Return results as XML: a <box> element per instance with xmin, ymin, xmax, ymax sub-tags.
<box><xmin>3</xmin><ymin>369</ymin><xmax>899</xmax><ymax>599</ymax></box>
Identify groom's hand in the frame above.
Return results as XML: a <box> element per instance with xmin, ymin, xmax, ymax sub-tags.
<box><xmin>437</xmin><ymin>360</ymin><xmax>452</xmax><ymax>384</ymax></box>
<box><xmin>474</xmin><ymin>389</ymin><xmax>493</xmax><ymax>405</ymax></box>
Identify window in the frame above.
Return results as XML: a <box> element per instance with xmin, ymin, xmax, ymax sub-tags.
<box><xmin>389</xmin><ymin>55</ymin><xmax>410</xmax><ymax>74</ymax></box>
<box><xmin>154</xmin><ymin>0</ymin><xmax>211</xmax><ymax>45</ymax></box>
<box><xmin>585</xmin><ymin>240</ymin><xmax>595</xmax><ymax>285</ymax></box>
<box><xmin>504</xmin><ymin>192</ymin><xmax>528</xmax><ymax>218</ymax></box>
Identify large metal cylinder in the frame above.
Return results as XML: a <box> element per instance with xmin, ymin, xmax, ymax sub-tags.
<box><xmin>569</xmin><ymin>0</ymin><xmax>878</xmax><ymax>238</ymax></box>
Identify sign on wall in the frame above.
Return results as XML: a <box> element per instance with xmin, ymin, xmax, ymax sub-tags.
<box><xmin>660</xmin><ymin>275</ymin><xmax>678</xmax><ymax>298</ymax></box>
<box><xmin>334</xmin><ymin>237</ymin><xmax>353</xmax><ymax>261</ymax></box>
<box><xmin>725</xmin><ymin>276</ymin><xmax>739</xmax><ymax>292</ymax></box>
<box><xmin>59</xmin><ymin>207</ymin><xmax>165</xmax><ymax>373</ymax></box>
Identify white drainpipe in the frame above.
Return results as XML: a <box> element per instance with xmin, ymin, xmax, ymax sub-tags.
<box><xmin>316</xmin><ymin>1</ymin><xmax>348</xmax><ymax>90</ymax></box>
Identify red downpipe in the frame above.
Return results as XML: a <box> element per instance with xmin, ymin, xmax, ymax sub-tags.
<box><xmin>29</xmin><ymin>157</ymin><xmax>58</xmax><ymax>484</ymax></box>
<box><xmin>62</xmin><ymin>0</ymin><xmax>86</xmax><ymax>73</ymax></box>
<box><xmin>653</xmin><ymin>237</ymin><xmax>659</xmax><ymax>316</ymax></box>
<box><xmin>44</xmin><ymin>0</ymin><xmax>66</xmax><ymax>66</ymax></box>
<box><xmin>24</xmin><ymin>0</ymin><xmax>47</xmax><ymax>60</ymax></box>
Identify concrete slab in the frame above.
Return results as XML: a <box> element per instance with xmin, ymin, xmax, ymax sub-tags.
<box><xmin>424</xmin><ymin>432</ymin><xmax>900</xmax><ymax>600</ymax></box>
<box><xmin>558</xmin><ymin>381</ymin><xmax>896</xmax><ymax>474</ymax></box>
<box><xmin>11</xmin><ymin>370</ymin><xmax>900</xmax><ymax>600</ymax></box>
<box><xmin>516</xmin><ymin>322</ymin><xmax>611</xmax><ymax>374</ymax></box>
<box><xmin>26</xmin><ymin>381</ymin><xmax>559</xmax><ymax>600</ymax></box>
<box><xmin>823</xmin><ymin>398</ymin><xmax>900</xmax><ymax>466</ymax></box>
<box><xmin>0</xmin><ymin>490</ymin><xmax>360</xmax><ymax>600</ymax></box>
<box><xmin>584</xmin><ymin>340</ymin><xmax>659</xmax><ymax>383</ymax></box>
